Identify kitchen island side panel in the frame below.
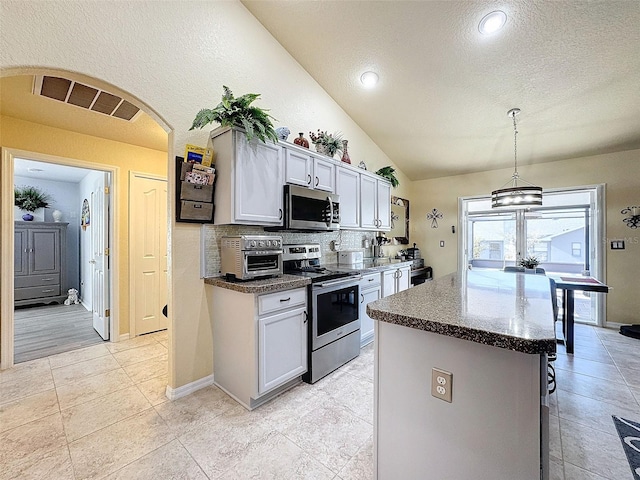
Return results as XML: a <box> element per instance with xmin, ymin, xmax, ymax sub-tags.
<box><xmin>375</xmin><ymin>320</ymin><xmax>542</xmax><ymax>480</ymax></box>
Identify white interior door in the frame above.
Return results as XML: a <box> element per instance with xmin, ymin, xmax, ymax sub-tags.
<box><xmin>91</xmin><ymin>173</ymin><xmax>110</xmax><ymax>340</ymax></box>
<box><xmin>131</xmin><ymin>174</ymin><xmax>168</xmax><ymax>336</ymax></box>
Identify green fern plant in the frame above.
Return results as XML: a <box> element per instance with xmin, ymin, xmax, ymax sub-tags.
<box><xmin>190</xmin><ymin>86</ymin><xmax>278</xmax><ymax>143</ymax></box>
<box><xmin>14</xmin><ymin>185</ymin><xmax>51</xmax><ymax>212</ymax></box>
<box><xmin>375</xmin><ymin>166</ymin><xmax>400</xmax><ymax>188</ymax></box>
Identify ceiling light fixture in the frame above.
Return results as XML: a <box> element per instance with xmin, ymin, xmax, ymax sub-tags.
<box><xmin>360</xmin><ymin>71</ymin><xmax>379</xmax><ymax>88</ymax></box>
<box><xmin>478</xmin><ymin>11</ymin><xmax>507</xmax><ymax>35</ymax></box>
<box><xmin>491</xmin><ymin>108</ymin><xmax>542</xmax><ymax>209</ymax></box>
<box><xmin>27</xmin><ymin>168</ymin><xmax>44</xmax><ymax>172</ymax></box>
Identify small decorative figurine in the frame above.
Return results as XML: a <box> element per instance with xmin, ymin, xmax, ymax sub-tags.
<box><xmin>275</xmin><ymin>126</ymin><xmax>290</xmax><ymax>141</ymax></box>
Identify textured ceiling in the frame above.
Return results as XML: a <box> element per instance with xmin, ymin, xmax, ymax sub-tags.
<box><xmin>242</xmin><ymin>0</ymin><xmax>640</xmax><ymax>180</ymax></box>
<box><xmin>0</xmin><ymin>75</ymin><xmax>168</xmax><ymax>152</ymax></box>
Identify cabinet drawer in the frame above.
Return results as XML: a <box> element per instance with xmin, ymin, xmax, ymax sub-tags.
<box><xmin>179</xmin><ymin>200</ymin><xmax>213</xmax><ymax>221</ymax></box>
<box><xmin>360</xmin><ymin>273</ymin><xmax>381</xmax><ymax>289</ymax></box>
<box><xmin>180</xmin><ymin>181</ymin><xmax>214</xmax><ymax>202</ymax></box>
<box><xmin>15</xmin><ymin>285</ymin><xmax>60</xmax><ymax>300</ymax></box>
<box><xmin>258</xmin><ymin>288</ymin><xmax>306</xmax><ymax>316</ymax></box>
<box><xmin>15</xmin><ymin>273</ymin><xmax>60</xmax><ymax>289</ymax></box>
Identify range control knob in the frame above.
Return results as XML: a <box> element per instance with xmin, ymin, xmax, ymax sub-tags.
<box><xmin>250</xmin><ymin>241</ymin><xmax>257</xmax><ymax>248</ymax></box>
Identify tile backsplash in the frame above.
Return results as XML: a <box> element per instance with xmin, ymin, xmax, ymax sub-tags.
<box><xmin>201</xmin><ymin>225</ymin><xmax>398</xmax><ymax>277</ymax></box>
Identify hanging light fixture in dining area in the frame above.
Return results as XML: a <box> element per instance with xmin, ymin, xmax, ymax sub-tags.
<box><xmin>491</xmin><ymin>108</ymin><xmax>543</xmax><ymax>208</ymax></box>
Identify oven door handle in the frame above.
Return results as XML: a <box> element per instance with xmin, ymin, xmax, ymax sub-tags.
<box><xmin>316</xmin><ymin>276</ymin><xmax>361</xmax><ymax>289</ymax></box>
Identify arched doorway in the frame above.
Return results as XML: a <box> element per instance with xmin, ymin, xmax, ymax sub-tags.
<box><xmin>1</xmin><ymin>68</ymin><xmax>171</xmax><ymax>369</ymax></box>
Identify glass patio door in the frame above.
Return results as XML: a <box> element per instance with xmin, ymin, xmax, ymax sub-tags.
<box><xmin>462</xmin><ymin>186</ymin><xmax>605</xmax><ymax>325</ymax></box>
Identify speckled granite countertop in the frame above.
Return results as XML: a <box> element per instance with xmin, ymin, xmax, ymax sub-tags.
<box><xmin>204</xmin><ymin>274</ymin><xmax>310</xmax><ymax>294</ymax></box>
<box><xmin>367</xmin><ymin>270</ymin><xmax>556</xmax><ymax>354</ymax></box>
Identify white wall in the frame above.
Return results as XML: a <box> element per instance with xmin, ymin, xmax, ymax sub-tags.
<box><xmin>0</xmin><ymin>0</ymin><xmax>410</xmax><ymax>388</ymax></box>
<box><xmin>14</xmin><ymin>174</ymin><xmax>81</xmax><ymax>293</ymax></box>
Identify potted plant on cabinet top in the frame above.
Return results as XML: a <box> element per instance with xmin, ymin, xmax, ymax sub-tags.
<box><xmin>375</xmin><ymin>166</ymin><xmax>400</xmax><ymax>188</ymax></box>
<box><xmin>190</xmin><ymin>86</ymin><xmax>278</xmax><ymax>143</ymax></box>
<box><xmin>15</xmin><ymin>185</ymin><xmax>51</xmax><ymax>221</ymax></box>
<box><xmin>519</xmin><ymin>256</ymin><xmax>540</xmax><ymax>271</ymax></box>
<box><xmin>309</xmin><ymin>130</ymin><xmax>343</xmax><ymax>158</ymax></box>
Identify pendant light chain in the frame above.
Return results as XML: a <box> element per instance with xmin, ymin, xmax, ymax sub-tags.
<box><xmin>512</xmin><ymin>109</ymin><xmax>519</xmax><ymax>181</ymax></box>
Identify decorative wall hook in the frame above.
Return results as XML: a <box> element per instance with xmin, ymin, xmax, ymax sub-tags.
<box><xmin>621</xmin><ymin>206</ymin><xmax>640</xmax><ymax>229</ymax></box>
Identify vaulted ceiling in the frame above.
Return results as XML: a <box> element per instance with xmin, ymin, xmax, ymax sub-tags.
<box><xmin>242</xmin><ymin>0</ymin><xmax>640</xmax><ymax>180</ymax></box>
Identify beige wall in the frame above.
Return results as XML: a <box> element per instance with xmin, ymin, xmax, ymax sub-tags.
<box><xmin>409</xmin><ymin>148</ymin><xmax>640</xmax><ymax>325</ymax></box>
<box><xmin>0</xmin><ymin>1</ymin><xmax>408</xmax><ymax>387</ymax></box>
<box><xmin>0</xmin><ymin>115</ymin><xmax>168</xmax><ymax>334</ymax></box>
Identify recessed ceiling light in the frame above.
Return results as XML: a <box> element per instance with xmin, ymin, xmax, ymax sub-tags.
<box><xmin>478</xmin><ymin>11</ymin><xmax>507</xmax><ymax>35</ymax></box>
<box><xmin>360</xmin><ymin>71</ymin><xmax>379</xmax><ymax>88</ymax></box>
<box><xmin>27</xmin><ymin>168</ymin><xmax>44</xmax><ymax>172</ymax></box>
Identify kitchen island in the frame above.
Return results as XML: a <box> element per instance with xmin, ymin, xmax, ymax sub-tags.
<box><xmin>367</xmin><ymin>269</ymin><xmax>556</xmax><ymax>480</ymax></box>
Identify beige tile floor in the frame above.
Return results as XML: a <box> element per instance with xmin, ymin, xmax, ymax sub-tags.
<box><xmin>0</xmin><ymin>325</ymin><xmax>638</xmax><ymax>479</ymax></box>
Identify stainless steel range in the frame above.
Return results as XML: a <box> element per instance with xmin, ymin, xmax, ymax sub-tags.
<box><xmin>283</xmin><ymin>244</ymin><xmax>361</xmax><ymax>383</ymax></box>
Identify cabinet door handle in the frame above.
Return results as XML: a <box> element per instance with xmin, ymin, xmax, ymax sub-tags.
<box><xmin>30</xmin><ymin>248</ymin><xmax>34</xmax><ymax>253</ymax></box>
<box><xmin>398</xmin><ymin>270</ymin><xmax>403</xmax><ymax>278</ymax></box>
<box><xmin>360</xmin><ymin>293</ymin><xmax>364</xmax><ymax>303</ymax></box>
<box><xmin>279</xmin><ymin>208</ymin><xmax>283</xmax><ymax>220</ymax></box>
<box><xmin>24</xmin><ymin>249</ymin><xmax>28</xmax><ymax>253</ymax></box>
<box><xmin>279</xmin><ymin>297</ymin><xmax>291</xmax><ymax>302</ymax></box>
<box><xmin>303</xmin><ymin>311</ymin><xmax>308</xmax><ymax>324</ymax></box>
<box><xmin>307</xmin><ymin>174</ymin><xmax>311</xmax><ymax>185</ymax></box>
<box><xmin>315</xmin><ymin>177</ymin><xmax>319</xmax><ymax>187</ymax></box>
<box><xmin>42</xmin><ymin>278</ymin><xmax>53</xmax><ymax>281</ymax></box>
<box><xmin>368</xmin><ymin>278</ymin><xmax>375</xmax><ymax>282</ymax></box>
<box><xmin>41</xmin><ymin>289</ymin><xmax>54</xmax><ymax>293</ymax></box>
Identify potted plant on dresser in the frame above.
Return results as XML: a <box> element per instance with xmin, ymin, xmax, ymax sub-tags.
<box><xmin>14</xmin><ymin>185</ymin><xmax>51</xmax><ymax>221</ymax></box>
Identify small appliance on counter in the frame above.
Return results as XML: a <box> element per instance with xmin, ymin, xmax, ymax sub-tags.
<box><xmin>406</xmin><ymin>243</ymin><xmax>421</xmax><ymax>259</ymax></box>
<box><xmin>404</xmin><ymin>243</ymin><xmax>433</xmax><ymax>285</ymax></box>
<box><xmin>338</xmin><ymin>250</ymin><xmax>364</xmax><ymax>265</ymax></box>
<box><xmin>220</xmin><ymin>235</ymin><xmax>283</xmax><ymax>281</ymax></box>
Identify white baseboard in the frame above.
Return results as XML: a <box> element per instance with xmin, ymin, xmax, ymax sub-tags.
<box><xmin>603</xmin><ymin>321</ymin><xmax>624</xmax><ymax>330</ymax></box>
<box><xmin>118</xmin><ymin>333</ymin><xmax>130</xmax><ymax>342</ymax></box>
<box><xmin>165</xmin><ymin>374</ymin><xmax>215</xmax><ymax>401</ymax></box>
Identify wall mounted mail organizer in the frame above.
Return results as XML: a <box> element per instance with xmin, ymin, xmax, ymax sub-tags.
<box><xmin>175</xmin><ymin>156</ymin><xmax>216</xmax><ymax>223</ymax></box>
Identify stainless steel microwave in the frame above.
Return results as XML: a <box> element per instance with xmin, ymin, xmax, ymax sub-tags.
<box><xmin>282</xmin><ymin>185</ymin><xmax>340</xmax><ymax>231</ymax></box>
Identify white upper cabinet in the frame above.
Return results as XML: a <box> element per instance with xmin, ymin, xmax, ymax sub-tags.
<box><xmin>284</xmin><ymin>148</ymin><xmax>312</xmax><ymax>188</ymax></box>
<box><xmin>211</xmin><ymin>127</ymin><xmax>284</xmax><ymax>226</ymax></box>
<box><xmin>377</xmin><ymin>180</ymin><xmax>392</xmax><ymax>230</ymax></box>
<box><xmin>284</xmin><ymin>144</ymin><xmax>335</xmax><ymax>193</ymax></box>
<box><xmin>335</xmin><ymin>167</ymin><xmax>360</xmax><ymax>228</ymax></box>
<box><xmin>360</xmin><ymin>172</ymin><xmax>391</xmax><ymax>231</ymax></box>
<box><xmin>312</xmin><ymin>156</ymin><xmax>335</xmax><ymax>192</ymax></box>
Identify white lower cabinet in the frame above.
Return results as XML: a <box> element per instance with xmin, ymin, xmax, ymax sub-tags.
<box><xmin>211</xmin><ymin>285</ymin><xmax>307</xmax><ymax>410</ymax></box>
<box><xmin>359</xmin><ymin>273</ymin><xmax>381</xmax><ymax>347</ymax></box>
<box><xmin>258</xmin><ymin>306</ymin><xmax>307</xmax><ymax>394</ymax></box>
<box><xmin>381</xmin><ymin>266</ymin><xmax>411</xmax><ymax>297</ymax></box>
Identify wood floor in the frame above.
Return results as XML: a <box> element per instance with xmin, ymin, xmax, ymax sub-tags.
<box><xmin>14</xmin><ymin>303</ymin><xmax>105</xmax><ymax>364</ymax></box>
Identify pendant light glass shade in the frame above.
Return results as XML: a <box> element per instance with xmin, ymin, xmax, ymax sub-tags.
<box><xmin>491</xmin><ymin>108</ymin><xmax>542</xmax><ymax>208</ymax></box>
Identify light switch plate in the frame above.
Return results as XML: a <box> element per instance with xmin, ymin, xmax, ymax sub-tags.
<box><xmin>440</xmin><ymin>241</ymin><xmax>445</xmax><ymax>247</ymax></box>
<box><xmin>431</xmin><ymin>368</ymin><xmax>453</xmax><ymax>403</ymax></box>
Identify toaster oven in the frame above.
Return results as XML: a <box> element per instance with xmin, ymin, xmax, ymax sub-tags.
<box><xmin>221</xmin><ymin>235</ymin><xmax>283</xmax><ymax>280</ymax></box>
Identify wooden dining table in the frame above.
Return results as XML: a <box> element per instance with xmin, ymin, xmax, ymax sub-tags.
<box><xmin>550</xmin><ymin>275</ymin><xmax>609</xmax><ymax>354</ymax></box>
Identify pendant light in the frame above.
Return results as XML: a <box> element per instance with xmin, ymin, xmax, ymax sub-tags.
<box><xmin>491</xmin><ymin>108</ymin><xmax>542</xmax><ymax>208</ymax></box>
